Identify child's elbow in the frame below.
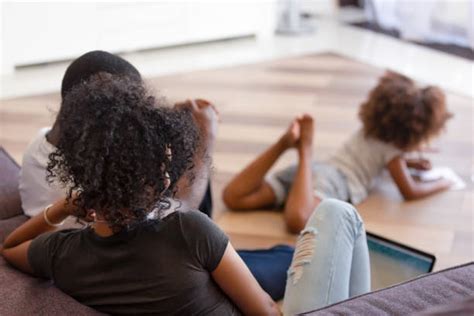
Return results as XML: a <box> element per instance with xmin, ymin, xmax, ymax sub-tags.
<box><xmin>402</xmin><ymin>192</ymin><xmax>417</xmax><ymax>201</ymax></box>
<box><xmin>400</xmin><ymin>187</ymin><xmax>420</xmax><ymax>201</ymax></box>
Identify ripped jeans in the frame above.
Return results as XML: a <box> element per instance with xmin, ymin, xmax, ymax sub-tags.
<box><xmin>283</xmin><ymin>199</ymin><xmax>371</xmax><ymax>315</ymax></box>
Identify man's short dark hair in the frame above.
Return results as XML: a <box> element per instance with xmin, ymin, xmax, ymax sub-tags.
<box><xmin>61</xmin><ymin>50</ymin><xmax>142</xmax><ymax>99</ymax></box>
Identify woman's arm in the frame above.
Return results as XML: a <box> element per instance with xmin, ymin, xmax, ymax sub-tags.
<box><xmin>387</xmin><ymin>156</ymin><xmax>451</xmax><ymax>200</ymax></box>
<box><xmin>212</xmin><ymin>242</ymin><xmax>280</xmax><ymax>316</ymax></box>
<box><xmin>222</xmin><ymin>120</ymin><xmax>300</xmax><ymax>210</ymax></box>
<box><xmin>2</xmin><ymin>198</ymin><xmax>72</xmax><ymax>274</ymax></box>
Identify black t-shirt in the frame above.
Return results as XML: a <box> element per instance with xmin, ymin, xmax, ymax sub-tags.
<box><xmin>28</xmin><ymin>210</ymin><xmax>239</xmax><ymax>315</ymax></box>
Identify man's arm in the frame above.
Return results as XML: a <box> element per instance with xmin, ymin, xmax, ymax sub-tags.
<box><xmin>174</xmin><ymin>99</ymin><xmax>218</xmax><ymax>211</ymax></box>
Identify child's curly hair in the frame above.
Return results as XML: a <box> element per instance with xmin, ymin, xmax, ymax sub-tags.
<box><xmin>359</xmin><ymin>71</ymin><xmax>452</xmax><ymax>150</ymax></box>
<box><xmin>47</xmin><ymin>73</ymin><xmax>199</xmax><ymax>230</ymax></box>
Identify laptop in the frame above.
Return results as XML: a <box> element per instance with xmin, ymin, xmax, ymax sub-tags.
<box><xmin>367</xmin><ymin>232</ymin><xmax>436</xmax><ymax>290</ymax></box>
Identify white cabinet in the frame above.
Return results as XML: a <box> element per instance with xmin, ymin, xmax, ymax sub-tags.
<box><xmin>3</xmin><ymin>3</ymin><xmax>98</xmax><ymax>67</ymax></box>
<box><xmin>1</xmin><ymin>1</ymin><xmax>266</xmax><ymax>73</ymax></box>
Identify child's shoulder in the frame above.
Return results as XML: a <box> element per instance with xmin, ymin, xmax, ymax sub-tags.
<box><xmin>354</xmin><ymin>129</ymin><xmax>403</xmax><ymax>158</ymax></box>
<box><xmin>347</xmin><ymin>129</ymin><xmax>376</xmax><ymax>147</ymax></box>
<box><xmin>355</xmin><ymin>129</ymin><xmax>394</xmax><ymax>147</ymax></box>
<box><xmin>23</xmin><ymin>127</ymin><xmax>54</xmax><ymax>157</ymax></box>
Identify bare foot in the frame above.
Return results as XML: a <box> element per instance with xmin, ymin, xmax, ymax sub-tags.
<box><xmin>280</xmin><ymin>118</ymin><xmax>300</xmax><ymax>149</ymax></box>
<box><xmin>298</xmin><ymin>114</ymin><xmax>314</xmax><ymax>154</ymax></box>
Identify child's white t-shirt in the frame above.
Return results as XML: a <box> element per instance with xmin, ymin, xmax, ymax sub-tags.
<box><xmin>328</xmin><ymin>129</ymin><xmax>402</xmax><ymax>204</ymax></box>
<box><xmin>19</xmin><ymin>127</ymin><xmax>67</xmax><ymax>217</ymax></box>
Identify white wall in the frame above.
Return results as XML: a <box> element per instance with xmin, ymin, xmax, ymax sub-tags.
<box><xmin>1</xmin><ymin>1</ymin><xmax>277</xmax><ymax>74</ymax></box>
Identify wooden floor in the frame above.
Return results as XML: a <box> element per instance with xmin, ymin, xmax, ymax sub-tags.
<box><xmin>1</xmin><ymin>53</ymin><xmax>472</xmax><ymax>270</ymax></box>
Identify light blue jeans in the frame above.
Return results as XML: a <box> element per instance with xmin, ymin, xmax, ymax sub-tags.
<box><xmin>283</xmin><ymin>199</ymin><xmax>371</xmax><ymax>315</ymax></box>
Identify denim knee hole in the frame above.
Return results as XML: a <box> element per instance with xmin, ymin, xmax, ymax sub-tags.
<box><xmin>288</xmin><ymin>227</ymin><xmax>317</xmax><ymax>285</ymax></box>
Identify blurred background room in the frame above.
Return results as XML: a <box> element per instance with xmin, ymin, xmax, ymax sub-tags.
<box><xmin>0</xmin><ymin>0</ymin><xmax>473</xmax><ymax>313</ymax></box>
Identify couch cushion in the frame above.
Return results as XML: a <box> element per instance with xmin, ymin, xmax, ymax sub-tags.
<box><xmin>417</xmin><ymin>295</ymin><xmax>474</xmax><ymax>315</ymax></box>
<box><xmin>0</xmin><ymin>147</ymin><xmax>23</xmax><ymax>219</ymax></box>
<box><xmin>304</xmin><ymin>262</ymin><xmax>474</xmax><ymax>315</ymax></box>
<box><xmin>0</xmin><ymin>256</ymin><xmax>101</xmax><ymax>315</ymax></box>
<box><xmin>0</xmin><ymin>215</ymin><xmax>29</xmax><ymax>245</ymax></box>
<box><xmin>0</xmin><ymin>147</ymin><xmax>99</xmax><ymax>315</ymax></box>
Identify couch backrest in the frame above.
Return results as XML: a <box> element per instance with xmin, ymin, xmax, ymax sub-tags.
<box><xmin>0</xmin><ymin>147</ymin><xmax>23</xmax><ymax>219</ymax></box>
<box><xmin>0</xmin><ymin>147</ymin><xmax>101</xmax><ymax>315</ymax></box>
<box><xmin>0</xmin><ymin>256</ymin><xmax>102</xmax><ymax>315</ymax></box>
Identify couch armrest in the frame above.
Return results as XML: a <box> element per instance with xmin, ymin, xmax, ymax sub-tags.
<box><xmin>304</xmin><ymin>262</ymin><xmax>474</xmax><ymax>315</ymax></box>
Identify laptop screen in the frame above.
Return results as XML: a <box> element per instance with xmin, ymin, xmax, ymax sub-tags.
<box><xmin>367</xmin><ymin>232</ymin><xmax>435</xmax><ymax>290</ymax></box>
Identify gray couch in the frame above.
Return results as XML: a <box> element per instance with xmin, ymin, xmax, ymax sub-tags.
<box><xmin>0</xmin><ymin>147</ymin><xmax>101</xmax><ymax>315</ymax></box>
<box><xmin>1</xmin><ymin>146</ymin><xmax>473</xmax><ymax>315</ymax></box>
<box><xmin>305</xmin><ymin>262</ymin><xmax>474</xmax><ymax>315</ymax></box>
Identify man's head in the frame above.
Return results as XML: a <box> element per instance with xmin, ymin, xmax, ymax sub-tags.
<box><xmin>61</xmin><ymin>50</ymin><xmax>141</xmax><ymax>99</ymax></box>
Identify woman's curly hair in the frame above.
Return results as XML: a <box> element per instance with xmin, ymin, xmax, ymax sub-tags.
<box><xmin>359</xmin><ymin>71</ymin><xmax>452</xmax><ymax>150</ymax></box>
<box><xmin>47</xmin><ymin>73</ymin><xmax>199</xmax><ymax>230</ymax></box>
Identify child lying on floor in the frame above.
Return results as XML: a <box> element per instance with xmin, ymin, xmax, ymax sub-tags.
<box><xmin>223</xmin><ymin>72</ymin><xmax>453</xmax><ymax>233</ymax></box>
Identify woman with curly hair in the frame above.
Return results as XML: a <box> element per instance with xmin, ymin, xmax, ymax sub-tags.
<box><xmin>2</xmin><ymin>73</ymin><xmax>282</xmax><ymax>315</ymax></box>
<box><xmin>223</xmin><ymin>71</ymin><xmax>453</xmax><ymax>233</ymax></box>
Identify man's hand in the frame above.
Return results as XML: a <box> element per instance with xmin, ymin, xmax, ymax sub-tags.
<box><xmin>175</xmin><ymin>99</ymin><xmax>219</xmax><ymax>142</ymax></box>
